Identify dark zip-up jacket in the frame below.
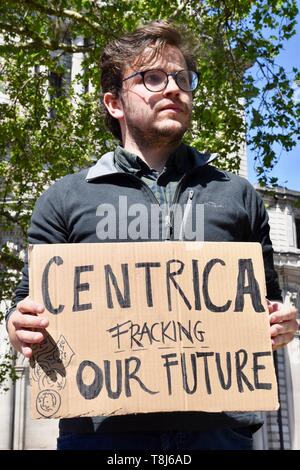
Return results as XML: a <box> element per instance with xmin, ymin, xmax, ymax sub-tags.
<box><xmin>7</xmin><ymin>145</ymin><xmax>281</xmax><ymax>434</ymax></box>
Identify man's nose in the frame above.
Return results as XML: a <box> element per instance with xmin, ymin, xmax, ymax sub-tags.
<box><xmin>163</xmin><ymin>75</ymin><xmax>180</xmax><ymax>95</ymax></box>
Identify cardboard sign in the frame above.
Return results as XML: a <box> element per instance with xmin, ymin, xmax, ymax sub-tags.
<box><xmin>29</xmin><ymin>241</ymin><xmax>278</xmax><ymax>419</ymax></box>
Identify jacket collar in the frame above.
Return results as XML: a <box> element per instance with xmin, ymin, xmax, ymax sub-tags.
<box><xmin>85</xmin><ymin>145</ymin><xmax>218</xmax><ymax>182</ymax></box>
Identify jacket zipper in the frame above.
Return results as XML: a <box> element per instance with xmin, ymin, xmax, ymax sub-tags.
<box><xmin>121</xmin><ymin>173</ymin><xmax>179</xmax><ymax>241</ymax></box>
<box><xmin>110</xmin><ymin>167</ymin><xmax>206</xmax><ymax>241</ymax></box>
<box><xmin>165</xmin><ymin>170</ymin><xmax>198</xmax><ymax>240</ymax></box>
<box><xmin>178</xmin><ymin>189</ymin><xmax>194</xmax><ymax>240</ymax></box>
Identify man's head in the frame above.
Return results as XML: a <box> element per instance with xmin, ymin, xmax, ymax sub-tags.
<box><xmin>101</xmin><ymin>21</ymin><xmax>198</xmax><ymax>147</ymax></box>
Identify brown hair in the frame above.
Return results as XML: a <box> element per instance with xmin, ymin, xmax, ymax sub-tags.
<box><xmin>100</xmin><ymin>20</ymin><xmax>197</xmax><ymax>141</ymax></box>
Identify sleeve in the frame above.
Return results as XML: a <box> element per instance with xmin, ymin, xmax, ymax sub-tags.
<box><xmin>246</xmin><ymin>184</ymin><xmax>282</xmax><ymax>301</ymax></box>
<box><xmin>5</xmin><ymin>178</ymin><xmax>70</xmax><ymax>324</ymax></box>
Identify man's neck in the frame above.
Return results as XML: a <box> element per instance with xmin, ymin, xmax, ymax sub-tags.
<box><xmin>122</xmin><ymin>140</ymin><xmax>181</xmax><ymax>173</ymax></box>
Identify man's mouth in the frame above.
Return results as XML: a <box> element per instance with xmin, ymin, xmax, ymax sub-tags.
<box><xmin>159</xmin><ymin>104</ymin><xmax>184</xmax><ymax>113</ymax></box>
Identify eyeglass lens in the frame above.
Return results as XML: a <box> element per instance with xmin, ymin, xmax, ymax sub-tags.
<box><xmin>144</xmin><ymin>70</ymin><xmax>197</xmax><ymax>92</ymax></box>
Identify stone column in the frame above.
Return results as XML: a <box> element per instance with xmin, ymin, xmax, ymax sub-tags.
<box><xmin>12</xmin><ymin>355</ymin><xmax>28</xmax><ymax>450</ymax></box>
<box><xmin>286</xmin><ymin>339</ymin><xmax>300</xmax><ymax>449</ymax></box>
<box><xmin>0</xmin><ymin>324</ymin><xmax>14</xmax><ymax>450</ymax></box>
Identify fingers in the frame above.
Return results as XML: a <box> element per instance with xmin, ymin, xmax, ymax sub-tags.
<box><xmin>272</xmin><ymin>333</ymin><xmax>295</xmax><ymax>351</ymax></box>
<box><xmin>21</xmin><ymin>345</ymin><xmax>34</xmax><ymax>359</ymax></box>
<box><xmin>267</xmin><ymin>299</ymin><xmax>299</xmax><ymax>350</ymax></box>
<box><xmin>270</xmin><ymin>319</ymin><xmax>299</xmax><ymax>337</ymax></box>
<box><xmin>12</xmin><ymin>320</ymin><xmax>47</xmax><ymax>358</ymax></box>
<box><xmin>12</xmin><ymin>310</ymin><xmax>48</xmax><ymax>330</ymax></box>
<box><xmin>15</xmin><ymin>329</ymin><xmax>45</xmax><ymax>345</ymax></box>
<box><xmin>12</xmin><ymin>296</ymin><xmax>48</xmax><ymax>329</ymax></box>
<box><xmin>269</xmin><ymin>304</ymin><xmax>298</xmax><ymax>325</ymax></box>
<box><xmin>15</xmin><ymin>328</ymin><xmax>45</xmax><ymax>359</ymax></box>
<box><xmin>270</xmin><ymin>320</ymin><xmax>298</xmax><ymax>350</ymax></box>
<box><xmin>17</xmin><ymin>296</ymin><xmax>45</xmax><ymax>315</ymax></box>
<box><xmin>270</xmin><ymin>307</ymin><xmax>298</xmax><ymax>324</ymax></box>
<box><xmin>8</xmin><ymin>297</ymin><xmax>48</xmax><ymax>358</ymax></box>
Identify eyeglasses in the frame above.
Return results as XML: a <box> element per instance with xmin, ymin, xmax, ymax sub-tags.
<box><xmin>122</xmin><ymin>69</ymin><xmax>199</xmax><ymax>92</ymax></box>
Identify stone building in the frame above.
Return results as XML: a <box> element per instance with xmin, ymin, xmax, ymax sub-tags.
<box><xmin>254</xmin><ymin>186</ymin><xmax>300</xmax><ymax>450</ymax></box>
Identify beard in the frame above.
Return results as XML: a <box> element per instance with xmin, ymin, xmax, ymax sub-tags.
<box><xmin>122</xmin><ymin>102</ymin><xmax>192</xmax><ymax>150</ymax></box>
<box><xmin>127</xmin><ymin>121</ymin><xmax>187</xmax><ymax>149</ymax></box>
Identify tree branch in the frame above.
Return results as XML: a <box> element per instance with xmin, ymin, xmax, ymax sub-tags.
<box><xmin>168</xmin><ymin>0</ymin><xmax>191</xmax><ymax>20</ymax></box>
<box><xmin>6</xmin><ymin>0</ymin><xmax>103</xmax><ymax>33</ymax></box>
<box><xmin>0</xmin><ymin>40</ymin><xmax>93</xmax><ymax>54</ymax></box>
<box><xmin>0</xmin><ymin>21</ymin><xmax>38</xmax><ymax>40</ymax></box>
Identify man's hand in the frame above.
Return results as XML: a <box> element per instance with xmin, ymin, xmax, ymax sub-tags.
<box><xmin>7</xmin><ymin>296</ymin><xmax>49</xmax><ymax>358</ymax></box>
<box><xmin>268</xmin><ymin>300</ymin><xmax>298</xmax><ymax>351</ymax></box>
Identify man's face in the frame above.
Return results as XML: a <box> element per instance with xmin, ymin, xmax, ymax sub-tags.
<box><xmin>117</xmin><ymin>45</ymin><xmax>193</xmax><ymax>147</ymax></box>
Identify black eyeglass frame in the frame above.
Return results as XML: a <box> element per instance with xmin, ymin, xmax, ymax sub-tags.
<box><xmin>122</xmin><ymin>69</ymin><xmax>199</xmax><ymax>92</ymax></box>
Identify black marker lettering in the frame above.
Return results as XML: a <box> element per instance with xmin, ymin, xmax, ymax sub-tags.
<box><xmin>104</xmin><ymin>359</ymin><xmax>122</xmax><ymax>399</ymax></box>
<box><xmin>72</xmin><ymin>265</ymin><xmax>93</xmax><ymax>312</ymax></box>
<box><xmin>76</xmin><ymin>360</ymin><xmax>103</xmax><ymax>399</ymax></box>
<box><xmin>177</xmin><ymin>320</ymin><xmax>193</xmax><ymax>343</ymax></box>
<box><xmin>235</xmin><ymin>349</ymin><xmax>254</xmax><ymax>392</ymax></box>
<box><xmin>253</xmin><ymin>351</ymin><xmax>272</xmax><ymax>390</ymax></box>
<box><xmin>161</xmin><ymin>353</ymin><xmax>178</xmax><ymax>395</ymax></box>
<box><xmin>215</xmin><ymin>352</ymin><xmax>232</xmax><ymax>390</ymax></box>
<box><xmin>105</xmin><ymin>263</ymin><xmax>131</xmax><ymax>308</ymax></box>
<box><xmin>234</xmin><ymin>259</ymin><xmax>265</xmax><ymax>312</ymax></box>
<box><xmin>192</xmin><ymin>259</ymin><xmax>201</xmax><ymax>310</ymax></box>
<box><xmin>202</xmin><ymin>259</ymin><xmax>232</xmax><ymax>312</ymax></box>
<box><xmin>42</xmin><ymin>256</ymin><xmax>64</xmax><ymax>314</ymax></box>
<box><xmin>181</xmin><ymin>352</ymin><xmax>197</xmax><ymax>394</ymax></box>
<box><xmin>125</xmin><ymin>357</ymin><xmax>158</xmax><ymax>396</ymax></box>
<box><xmin>135</xmin><ymin>262</ymin><xmax>161</xmax><ymax>307</ymax></box>
<box><xmin>166</xmin><ymin>259</ymin><xmax>192</xmax><ymax>311</ymax></box>
<box><xmin>196</xmin><ymin>352</ymin><xmax>214</xmax><ymax>394</ymax></box>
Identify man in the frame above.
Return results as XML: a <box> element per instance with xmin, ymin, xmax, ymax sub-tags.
<box><xmin>6</xmin><ymin>20</ymin><xmax>298</xmax><ymax>450</ymax></box>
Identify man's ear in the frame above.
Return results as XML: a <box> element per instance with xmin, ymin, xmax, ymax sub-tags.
<box><xmin>103</xmin><ymin>92</ymin><xmax>124</xmax><ymax>120</ymax></box>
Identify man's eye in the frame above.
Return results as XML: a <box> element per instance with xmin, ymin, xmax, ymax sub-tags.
<box><xmin>146</xmin><ymin>73</ymin><xmax>163</xmax><ymax>84</ymax></box>
<box><xmin>178</xmin><ymin>73</ymin><xmax>189</xmax><ymax>87</ymax></box>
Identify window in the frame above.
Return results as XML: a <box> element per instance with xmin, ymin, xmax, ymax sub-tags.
<box><xmin>296</xmin><ymin>218</ymin><xmax>300</xmax><ymax>249</ymax></box>
<box><xmin>48</xmin><ymin>49</ymin><xmax>72</xmax><ymax>118</ymax></box>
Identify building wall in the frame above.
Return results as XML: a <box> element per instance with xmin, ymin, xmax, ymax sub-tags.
<box><xmin>255</xmin><ymin>187</ymin><xmax>300</xmax><ymax>450</ymax></box>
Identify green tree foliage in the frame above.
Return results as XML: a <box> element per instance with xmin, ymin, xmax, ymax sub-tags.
<box><xmin>0</xmin><ymin>0</ymin><xmax>299</xmax><ymax>384</ymax></box>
